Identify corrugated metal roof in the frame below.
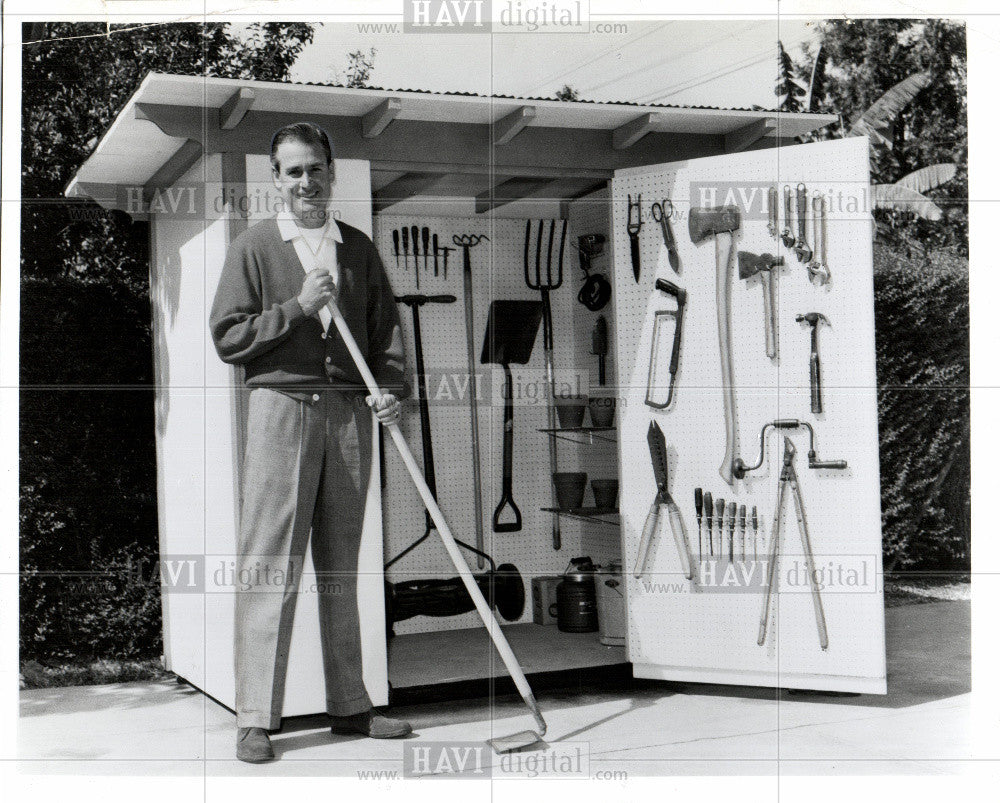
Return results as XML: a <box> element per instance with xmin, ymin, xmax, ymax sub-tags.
<box><xmin>65</xmin><ymin>71</ymin><xmax>835</xmax><ymax>206</ymax></box>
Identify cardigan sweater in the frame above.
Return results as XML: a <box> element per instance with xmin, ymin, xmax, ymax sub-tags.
<box><xmin>209</xmin><ymin>217</ymin><xmax>410</xmax><ymax>402</ymax></box>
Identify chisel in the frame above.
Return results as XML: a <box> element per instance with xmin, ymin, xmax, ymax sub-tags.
<box><xmin>704</xmin><ymin>491</ymin><xmax>714</xmax><ymax>557</ymax></box>
<box><xmin>752</xmin><ymin>506</ymin><xmax>759</xmax><ymax>561</ymax></box>
<box><xmin>392</xmin><ymin>229</ymin><xmax>400</xmax><ymax>270</ymax></box>
<box><xmin>401</xmin><ymin>227</ymin><xmax>410</xmax><ymax>275</ymax></box>
<box><xmin>433</xmin><ymin>233</ymin><xmax>439</xmax><ymax>276</ymax></box>
<box><xmin>422</xmin><ymin>227</ymin><xmax>430</xmax><ymax>272</ymax></box>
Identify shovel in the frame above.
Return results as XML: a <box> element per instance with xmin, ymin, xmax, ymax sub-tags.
<box><xmin>482</xmin><ymin>299</ymin><xmax>544</xmax><ymax>533</ymax></box>
<box><xmin>326</xmin><ymin>297</ymin><xmax>547</xmax><ymax>754</ymax></box>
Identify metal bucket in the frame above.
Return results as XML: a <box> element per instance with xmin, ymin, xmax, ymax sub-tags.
<box><xmin>595</xmin><ymin>560</ymin><xmax>626</xmax><ymax>645</ymax></box>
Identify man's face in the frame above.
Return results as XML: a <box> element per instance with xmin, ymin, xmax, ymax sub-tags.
<box><xmin>271</xmin><ymin>139</ymin><xmax>333</xmax><ymax>228</ymax></box>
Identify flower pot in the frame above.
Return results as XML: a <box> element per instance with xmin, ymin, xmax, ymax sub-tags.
<box><xmin>552</xmin><ymin>472</ymin><xmax>588</xmax><ymax>510</ymax></box>
<box><xmin>554</xmin><ymin>396</ymin><xmax>588</xmax><ymax>428</ymax></box>
<box><xmin>588</xmin><ymin>397</ymin><xmax>616</xmax><ymax>428</ymax></box>
<box><xmin>590</xmin><ymin>479</ymin><xmax>619</xmax><ymax>510</ymax></box>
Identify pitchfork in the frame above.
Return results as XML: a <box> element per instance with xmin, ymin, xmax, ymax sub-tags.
<box><xmin>525</xmin><ymin>219</ymin><xmax>567</xmax><ymax>551</ymax></box>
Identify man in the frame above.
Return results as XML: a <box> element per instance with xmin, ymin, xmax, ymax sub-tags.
<box><xmin>210</xmin><ymin>122</ymin><xmax>412</xmax><ymax>763</ymax></box>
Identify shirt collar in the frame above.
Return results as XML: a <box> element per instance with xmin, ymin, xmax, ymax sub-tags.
<box><xmin>275</xmin><ymin>207</ymin><xmax>343</xmax><ymax>243</ymax></box>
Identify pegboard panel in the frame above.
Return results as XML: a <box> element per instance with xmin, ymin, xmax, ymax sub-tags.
<box><xmin>610</xmin><ymin>138</ymin><xmax>886</xmax><ymax>693</ymax></box>
<box><xmin>564</xmin><ymin>187</ymin><xmax>622</xmax><ymax>567</ymax></box>
<box><xmin>372</xmin><ymin>214</ymin><xmax>602</xmax><ymax>634</ymax></box>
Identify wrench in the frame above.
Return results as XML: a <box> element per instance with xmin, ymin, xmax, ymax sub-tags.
<box><xmin>780</xmin><ymin>185</ymin><xmax>796</xmax><ymax>249</ymax></box>
<box><xmin>767</xmin><ymin>185</ymin><xmax>779</xmax><ymax>241</ymax></box>
<box><xmin>793</xmin><ymin>183</ymin><xmax>812</xmax><ymax>263</ymax></box>
<box><xmin>808</xmin><ymin>194</ymin><xmax>830</xmax><ymax>284</ymax></box>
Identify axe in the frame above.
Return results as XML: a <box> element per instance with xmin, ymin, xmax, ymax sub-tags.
<box><xmin>738</xmin><ymin>251</ymin><xmax>783</xmax><ymax>359</ymax></box>
<box><xmin>689</xmin><ymin>205</ymin><xmax>741</xmax><ymax>486</ymax></box>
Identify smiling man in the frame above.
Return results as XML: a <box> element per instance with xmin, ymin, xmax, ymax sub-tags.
<box><xmin>210</xmin><ymin>122</ymin><xmax>411</xmax><ymax>763</ymax></box>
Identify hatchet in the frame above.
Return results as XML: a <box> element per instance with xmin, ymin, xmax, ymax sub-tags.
<box><xmin>738</xmin><ymin>251</ymin><xmax>783</xmax><ymax>359</ymax></box>
<box><xmin>689</xmin><ymin>205</ymin><xmax>741</xmax><ymax>486</ymax></box>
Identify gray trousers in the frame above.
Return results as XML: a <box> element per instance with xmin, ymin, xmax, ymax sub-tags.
<box><xmin>235</xmin><ymin>387</ymin><xmax>374</xmax><ymax>729</ymax></box>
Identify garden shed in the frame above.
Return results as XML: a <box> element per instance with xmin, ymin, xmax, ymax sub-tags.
<box><xmin>64</xmin><ymin>71</ymin><xmax>886</xmax><ymax>719</ymax></box>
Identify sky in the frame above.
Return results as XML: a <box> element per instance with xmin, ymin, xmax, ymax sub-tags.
<box><xmin>290</xmin><ymin>19</ymin><xmax>819</xmax><ymax>109</ymax></box>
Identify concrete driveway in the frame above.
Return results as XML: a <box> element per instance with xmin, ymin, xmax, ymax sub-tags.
<box><xmin>17</xmin><ymin>599</ymin><xmax>970</xmax><ymax>777</ymax></box>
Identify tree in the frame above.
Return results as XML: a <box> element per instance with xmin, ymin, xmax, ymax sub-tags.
<box><xmin>19</xmin><ymin>22</ymin><xmax>316</xmax><ymax>661</ymax></box>
<box><xmin>554</xmin><ymin>84</ymin><xmax>580</xmax><ymax>101</ymax></box>
<box><xmin>794</xmin><ymin>20</ymin><xmax>967</xmax><ymax>253</ymax></box>
<box><xmin>342</xmin><ymin>48</ymin><xmax>377</xmax><ymax>88</ymax></box>
<box><xmin>22</xmin><ymin>22</ymin><xmax>316</xmax><ymax>291</ymax></box>
<box><xmin>775</xmin><ymin>41</ymin><xmax>805</xmax><ymax>113</ymax></box>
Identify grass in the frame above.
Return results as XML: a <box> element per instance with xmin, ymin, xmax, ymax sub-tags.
<box><xmin>19</xmin><ymin>657</ymin><xmax>171</xmax><ymax>690</ymax></box>
<box><xmin>884</xmin><ymin>572</ymin><xmax>971</xmax><ymax>608</ymax></box>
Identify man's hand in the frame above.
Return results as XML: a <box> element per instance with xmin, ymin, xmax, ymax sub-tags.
<box><xmin>366</xmin><ymin>393</ymin><xmax>401</xmax><ymax>425</ymax></box>
<box><xmin>297</xmin><ymin>268</ymin><xmax>337</xmax><ymax>316</ymax></box>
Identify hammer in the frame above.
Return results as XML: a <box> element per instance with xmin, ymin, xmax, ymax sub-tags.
<box><xmin>689</xmin><ymin>205</ymin><xmax>741</xmax><ymax>485</ymax></box>
<box><xmin>738</xmin><ymin>251</ymin><xmax>783</xmax><ymax>360</ymax></box>
<box><xmin>796</xmin><ymin>312</ymin><xmax>829</xmax><ymax>414</ymax></box>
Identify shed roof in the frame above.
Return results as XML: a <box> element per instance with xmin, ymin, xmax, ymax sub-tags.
<box><xmin>65</xmin><ymin>72</ymin><xmax>836</xmax><ymax>213</ymax></box>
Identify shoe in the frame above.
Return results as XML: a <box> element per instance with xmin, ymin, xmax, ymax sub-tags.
<box><xmin>236</xmin><ymin>726</ymin><xmax>275</xmax><ymax>763</ymax></box>
<box><xmin>330</xmin><ymin>708</ymin><xmax>412</xmax><ymax>739</ymax></box>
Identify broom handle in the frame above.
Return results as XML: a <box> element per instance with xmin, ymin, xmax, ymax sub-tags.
<box><xmin>327</xmin><ymin>299</ymin><xmax>537</xmax><ymax>706</ymax></box>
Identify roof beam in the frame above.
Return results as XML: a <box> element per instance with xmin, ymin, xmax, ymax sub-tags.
<box><xmin>493</xmin><ymin>106</ymin><xmax>536</xmax><ymax>145</ymax></box>
<box><xmin>372</xmin><ymin>172</ymin><xmax>444</xmax><ymax>212</ymax></box>
<box><xmin>362</xmin><ymin>98</ymin><xmax>402</xmax><ymax>138</ymax></box>
<box><xmin>475</xmin><ymin>176</ymin><xmax>556</xmax><ymax>213</ymax></box>
<box><xmin>143</xmin><ymin>139</ymin><xmax>203</xmax><ymax>203</ymax></box>
<box><xmin>613</xmin><ymin>112</ymin><xmax>663</xmax><ymax>150</ymax></box>
<box><xmin>219</xmin><ymin>88</ymin><xmax>255</xmax><ymax>130</ymax></box>
<box><xmin>723</xmin><ymin>118</ymin><xmax>775</xmax><ymax>153</ymax></box>
<box><xmin>120</xmin><ymin>104</ymin><xmax>723</xmax><ymax>181</ymax></box>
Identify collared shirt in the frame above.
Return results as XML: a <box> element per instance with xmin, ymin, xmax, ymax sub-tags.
<box><xmin>276</xmin><ymin>209</ymin><xmax>344</xmax><ymax>331</ymax></box>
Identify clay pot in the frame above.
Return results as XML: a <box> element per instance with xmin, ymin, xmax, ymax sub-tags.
<box><xmin>590</xmin><ymin>479</ymin><xmax>619</xmax><ymax>510</ymax></box>
<box><xmin>554</xmin><ymin>396</ymin><xmax>588</xmax><ymax>428</ymax></box>
<box><xmin>553</xmin><ymin>472</ymin><xmax>588</xmax><ymax>510</ymax></box>
<box><xmin>588</xmin><ymin>397</ymin><xmax>616</xmax><ymax>428</ymax></box>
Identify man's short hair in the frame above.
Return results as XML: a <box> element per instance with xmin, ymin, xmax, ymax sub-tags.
<box><xmin>270</xmin><ymin>122</ymin><xmax>333</xmax><ymax>170</ymax></box>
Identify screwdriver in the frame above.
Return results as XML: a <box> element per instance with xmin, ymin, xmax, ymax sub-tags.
<box><xmin>433</xmin><ymin>233</ymin><xmax>440</xmax><ymax>276</ymax></box>
<box><xmin>715</xmin><ymin>498</ymin><xmax>725</xmax><ymax>558</ymax></box>
<box><xmin>411</xmin><ymin>225</ymin><xmax>421</xmax><ymax>289</ymax></box>
<box><xmin>739</xmin><ymin>504</ymin><xmax>747</xmax><ymax>561</ymax></box>
<box><xmin>694</xmin><ymin>488</ymin><xmax>703</xmax><ymax>561</ymax></box>
<box><xmin>422</xmin><ymin>227</ymin><xmax>430</xmax><ymax>272</ymax></box>
<box><xmin>727</xmin><ymin>502</ymin><xmax>736</xmax><ymax>564</ymax></box>
<box><xmin>752</xmin><ymin>506</ymin><xmax>759</xmax><ymax>561</ymax></box>
<box><xmin>704</xmin><ymin>491</ymin><xmax>714</xmax><ymax>557</ymax></box>
<box><xmin>392</xmin><ymin>229</ymin><xmax>400</xmax><ymax>269</ymax></box>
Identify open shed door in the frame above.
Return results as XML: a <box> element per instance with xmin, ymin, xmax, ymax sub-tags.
<box><xmin>612</xmin><ymin>138</ymin><xmax>887</xmax><ymax>694</ymax></box>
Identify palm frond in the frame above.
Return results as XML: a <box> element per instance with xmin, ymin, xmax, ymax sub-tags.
<box><xmin>873</xmin><ymin>184</ymin><xmax>945</xmax><ymax>221</ymax></box>
<box><xmin>894</xmin><ymin>163</ymin><xmax>957</xmax><ymax>194</ymax></box>
<box><xmin>849</xmin><ymin>71</ymin><xmax>932</xmax><ymax>144</ymax></box>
